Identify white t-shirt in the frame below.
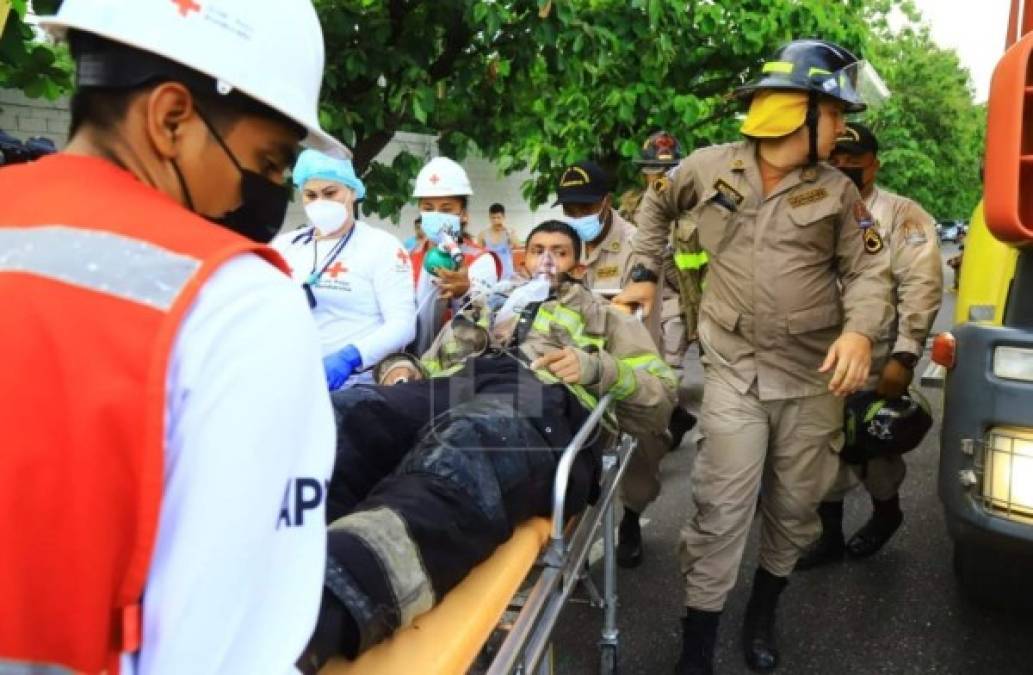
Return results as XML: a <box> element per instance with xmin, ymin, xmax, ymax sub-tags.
<box><xmin>273</xmin><ymin>221</ymin><xmax>416</xmax><ymax>367</ymax></box>
<box><xmin>121</xmin><ymin>254</ymin><xmax>336</xmax><ymax>675</ymax></box>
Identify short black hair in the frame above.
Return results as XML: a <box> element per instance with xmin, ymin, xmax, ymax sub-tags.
<box><xmin>526</xmin><ymin>220</ymin><xmax>582</xmax><ymax>262</ymax></box>
<box><xmin>67</xmin><ymin>31</ymin><xmax>303</xmax><ymax>139</ymax></box>
<box><xmin>489</xmin><ymin>203</ymin><xmax>505</xmax><ymax>215</ymax></box>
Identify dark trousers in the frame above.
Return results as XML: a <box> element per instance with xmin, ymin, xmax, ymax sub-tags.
<box><xmin>320</xmin><ymin>356</ymin><xmax>599</xmax><ymax>658</ymax></box>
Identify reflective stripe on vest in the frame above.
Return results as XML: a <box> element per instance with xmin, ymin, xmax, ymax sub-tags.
<box><xmin>0</xmin><ymin>661</ymin><xmax>76</xmax><ymax>674</ymax></box>
<box><xmin>674</xmin><ymin>250</ymin><xmax>709</xmax><ymax>271</ymax></box>
<box><xmin>0</xmin><ymin>226</ymin><xmax>201</xmax><ymax>311</ymax></box>
<box><xmin>609</xmin><ymin>360</ymin><xmax>637</xmax><ymax>401</ymax></box>
<box><xmin>620</xmin><ymin>352</ymin><xmax>677</xmax><ymax>389</ymax></box>
<box><xmin>531</xmin><ymin>304</ymin><xmax>606</xmax><ymax>350</ymax></box>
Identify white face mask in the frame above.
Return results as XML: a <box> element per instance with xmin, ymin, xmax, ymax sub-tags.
<box><xmin>305</xmin><ymin>199</ymin><xmax>350</xmax><ymax>235</ymax></box>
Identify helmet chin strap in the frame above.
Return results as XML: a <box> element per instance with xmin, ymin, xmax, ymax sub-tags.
<box><xmin>806</xmin><ymin>91</ymin><xmax>819</xmax><ymax>166</ymax></box>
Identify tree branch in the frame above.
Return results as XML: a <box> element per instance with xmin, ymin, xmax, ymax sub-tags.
<box><xmin>352</xmin><ymin>130</ymin><xmax>396</xmax><ymax>174</ymax></box>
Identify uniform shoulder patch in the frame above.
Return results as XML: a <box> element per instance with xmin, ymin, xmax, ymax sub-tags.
<box><xmin>900</xmin><ymin>221</ymin><xmax>929</xmax><ymax>246</ymax></box>
<box><xmin>652</xmin><ymin>175</ymin><xmax>671</xmax><ymax>195</ymax></box>
<box><xmin>787</xmin><ymin>187</ymin><xmax>828</xmax><ymax>208</ymax></box>
<box><xmin>863</xmin><ymin>227</ymin><xmax>884</xmax><ymax>254</ymax></box>
<box><xmin>853</xmin><ymin>201</ymin><xmax>875</xmax><ymax>229</ymax></box>
<box><xmin>712</xmin><ymin>179</ymin><xmax>744</xmax><ymax>206</ymax></box>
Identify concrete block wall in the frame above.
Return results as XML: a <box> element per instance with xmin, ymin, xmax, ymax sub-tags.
<box><xmin>0</xmin><ymin>88</ymin><xmax>71</xmax><ymax>147</ymax></box>
<box><xmin>1</xmin><ymin>89</ymin><xmax>564</xmax><ymax>244</ymax></box>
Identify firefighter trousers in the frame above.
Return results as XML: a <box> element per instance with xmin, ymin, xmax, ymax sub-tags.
<box><xmin>679</xmin><ymin>366</ymin><xmax>842</xmax><ymax>611</ymax></box>
<box><xmin>320</xmin><ymin>356</ymin><xmax>597</xmax><ymax>657</ymax></box>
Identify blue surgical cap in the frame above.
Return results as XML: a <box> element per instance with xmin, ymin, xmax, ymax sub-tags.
<box><xmin>292</xmin><ymin>148</ymin><xmax>366</xmax><ymax>200</ymax></box>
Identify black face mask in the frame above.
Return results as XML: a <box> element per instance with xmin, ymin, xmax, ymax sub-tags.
<box><xmin>837</xmin><ymin>166</ymin><xmax>865</xmax><ymax>191</ymax></box>
<box><xmin>172</xmin><ymin>108</ymin><xmax>290</xmax><ymax>244</ymax></box>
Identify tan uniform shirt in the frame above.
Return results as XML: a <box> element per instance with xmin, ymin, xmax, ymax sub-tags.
<box><xmin>582</xmin><ymin>208</ymin><xmax>636</xmax><ymax>294</ymax></box>
<box><xmin>379</xmin><ymin>281</ymin><xmax>676</xmax><ymax>438</ymax></box>
<box><xmin>866</xmin><ymin>185</ymin><xmax>943</xmax><ymax>370</ymax></box>
<box><xmin>633</xmin><ymin>140</ymin><xmax>892</xmax><ymax>401</ymax></box>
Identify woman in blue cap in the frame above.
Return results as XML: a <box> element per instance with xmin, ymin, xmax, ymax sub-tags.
<box><xmin>272</xmin><ymin>149</ymin><xmax>416</xmax><ymax>390</ymax></box>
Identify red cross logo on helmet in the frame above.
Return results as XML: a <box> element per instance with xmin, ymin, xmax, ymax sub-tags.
<box><xmin>172</xmin><ymin>0</ymin><xmax>202</xmax><ymax>16</ymax></box>
<box><xmin>429</xmin><ymin>174</ymin><xmax>440</xmax><ymax>184</ymax></box>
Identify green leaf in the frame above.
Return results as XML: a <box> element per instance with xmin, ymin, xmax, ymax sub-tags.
<box><xmin>411</xmin><ymin>94</ymin><xmax>427</xmax><ymax>125</ymax></box>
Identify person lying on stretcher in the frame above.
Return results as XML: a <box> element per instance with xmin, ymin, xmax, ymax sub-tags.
<box><xmin>299</xmin><ymin>221</ymin><xmax>676</xmax><ymax>671</ymax></box>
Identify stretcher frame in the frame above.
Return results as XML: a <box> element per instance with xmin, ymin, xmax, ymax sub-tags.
<box><xmin>485</xmin><ymin>391</ymin><xmax>635</xmax><ymax>675</ymax></box>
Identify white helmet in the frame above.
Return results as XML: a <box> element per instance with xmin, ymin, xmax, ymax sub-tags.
<box><xmin>413</xmin><ymin>157</ymin><xmax>473</xmax><ymax>198</ymax></box>
<box><xmin>40</xmin><ymin>0</ymin><xmax>348</xmax><ymax>157</ymax></box>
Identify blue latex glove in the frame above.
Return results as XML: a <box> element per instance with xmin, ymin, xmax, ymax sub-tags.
<box><xmin>323</xmin><ymin>344</ymin><xmax>362</xmax><ymax>391</ymax></box>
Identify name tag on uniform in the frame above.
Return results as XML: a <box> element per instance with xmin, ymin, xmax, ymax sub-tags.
<box><xmin>788</xmin><ymin>187</ymin><xmax>828</xmax><ymax>208</ymax></box>
<box><xmin>711</xmin><ymin>179</ymin><xmax>744</xmax><ymax>212</ymax></box>
<box><xmin>596</xmin><ymin>265</ymin><xmax>620</xmax><ymax>279</ymax></box>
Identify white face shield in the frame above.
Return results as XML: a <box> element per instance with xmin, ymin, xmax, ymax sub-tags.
<box><xmin>829</xmin><ymin>60</ymin><xmax>891</xmax><ymax>110</ymax></box>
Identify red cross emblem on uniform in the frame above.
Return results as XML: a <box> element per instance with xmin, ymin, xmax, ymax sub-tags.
<box><xmin>326</xmin><ymin>261</ymin><xmax>348</xmax><ymax>279</ymax></box>
<box><xmin>172</xmin><ymin>0</ymin><xmax>202</xmax><ymax>16</ymax></box>
<box><xmin>396</xmin><ymin>249</ymin><xmax>409</xmax><ymax>265</ymax></box>
<box><xmin>429</xmin><ymin>174</ymin><xmax>440</xmax><ymax>184</ymax></box>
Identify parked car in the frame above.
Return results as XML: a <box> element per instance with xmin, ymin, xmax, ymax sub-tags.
<box><xmin>938</xmin><ymin>219</ymin><xmax>965</xmax><ymax>243</ymax></box>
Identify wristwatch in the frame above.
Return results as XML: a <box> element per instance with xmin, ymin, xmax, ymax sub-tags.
<box><xmin>629</xmin><ymin>263</ymin><xmax>659</xmax><ymax>284</ymax></box>
<box><xmin>890</xmin><ymin>351</ymin><xmax>919</xmax><ymax>370</ymax></box>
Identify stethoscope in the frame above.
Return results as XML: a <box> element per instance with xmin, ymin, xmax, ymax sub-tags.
<box><xmin>296</xmin><ymin>224</ymin><xmax>357</xmax><ymax>309</ymax></box>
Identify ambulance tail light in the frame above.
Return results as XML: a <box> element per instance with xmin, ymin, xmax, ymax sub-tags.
<box><xmin>932</xmin><ymin>332</ymin><xmax>957</xmax><ymax>369</ymax></box>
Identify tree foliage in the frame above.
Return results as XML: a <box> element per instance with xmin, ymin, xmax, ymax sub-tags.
<box><xmin>316</xmin><ymin>0</ymin><xmax>902</xmax><ymax>218</ymax></box>
<box><xmin>864</xmin><ymin>26</ymin><xmax>985</xmax><ymax>220</ymax></box>
<box><xmin>0</xmin><ymin>0</ymin><xmax>71</xmax><ymax>100</ymax></box>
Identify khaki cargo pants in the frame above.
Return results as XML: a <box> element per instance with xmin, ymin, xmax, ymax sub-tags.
<box><xmin>679</xmin><ymin>366</ymin><xmax>842</xmax><ymax>611</ymax></box>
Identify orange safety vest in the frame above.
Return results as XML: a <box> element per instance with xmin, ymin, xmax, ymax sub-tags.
<box><xmin>0</xmin><ymin>155</ymin><xmax>288</xmax><ymax>674</ymax></box>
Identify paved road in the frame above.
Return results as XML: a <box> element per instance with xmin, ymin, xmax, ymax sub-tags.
<box><xmin>553</xmin><ymin>242</ymin><xmax>1033</xmax><ymax>674</ymax></box>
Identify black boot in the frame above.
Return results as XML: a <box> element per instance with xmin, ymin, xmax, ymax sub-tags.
<box><xmin>795</xmin><ymin>500</ymin><xmax>845</xmax><ymax>570</ymax></box>
<box><xmin>742</xmin><ymin>568</ymin><xmax>788</xmax><ymax>672</ymax></box>
<box><xmin>617</xmin><ymin>508</ymin><xmax>643</xmax><ymax>568</ymax></box>
<box><xmin>674</xmin><ymin>608</ymin><xmax>720</xmax><ymax>675</ymax></box>
<box><xmin>846</xmin><ymin>494</ymin><xmax>903</xmax><ymax>558</ymax></box>
<box><xmin>669</xmin><ymin>406</ymin><xmax>698</xmax><ymax>451</ymax></box>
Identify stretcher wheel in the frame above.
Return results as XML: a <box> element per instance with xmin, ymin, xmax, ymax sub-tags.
<box><xmin>599</xmin><ymin>644</ymin><xmax>618</xmax><ymax>675</ymax></box>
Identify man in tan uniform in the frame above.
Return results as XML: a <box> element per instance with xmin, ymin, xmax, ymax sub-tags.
<box><xmin>555</xmin><ymin>160</ymin><xmax>670</xmax><ymax>568</ymax></box>
<box><xmin>622</xmin><ymin>132</ymin><xmax>705</xmax><ymax>458</ymax></box>
<box><xmin>620</xmin><ymin>130</ymin><xmax>708</xmax><ymax>374</ymax></box>
<box><xmin>556</xmin><ymin>160</ymin><xmax>636</xmax><ymax>293</ymax></box>
<box><xmin>798</xmin><ymin>123</ymin><xmax>943</xmax><ymax>569</ymax></box>
<box><xmin>614</xmin><ymin>40</ymin><xmax>893</xmax><ymax>674</ymax></box>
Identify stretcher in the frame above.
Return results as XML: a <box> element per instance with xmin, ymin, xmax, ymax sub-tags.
<box><xmin>322</xmin><ymin>389</ymin><xmax>635</xmax><ymax>675</ymax></box>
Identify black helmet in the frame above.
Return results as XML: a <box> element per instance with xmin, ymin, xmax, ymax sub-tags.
<box><xmin>736</xmin><ymin>39</ymin><xmax>872</xmax><ymax>113</ymax></box>
<box><xmin>841</xmin><ymin>389</ymin><xmax>933</xmax><ymax>464</ymax></box>
<box><xmin>634</xmin><ymin>131</ymin><xmax>682</xmax><ymax>171</ymax></box>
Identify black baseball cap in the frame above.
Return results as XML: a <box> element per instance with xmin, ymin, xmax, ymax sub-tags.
<box><xmin>553</xmin><ymin>160</ymin><xmax>612</xmax><ymax>206</ymax></box>
<box><xmin>834</xmin><ymin>122</ymin><xmax>879</xmax><ymax>156</ymax></box>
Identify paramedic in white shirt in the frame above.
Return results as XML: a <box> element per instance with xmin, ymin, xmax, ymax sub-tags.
<box><xmin>273</xmin><ymin>149</ymin><xmax>416</xmax><ymax>390</ymax></box>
